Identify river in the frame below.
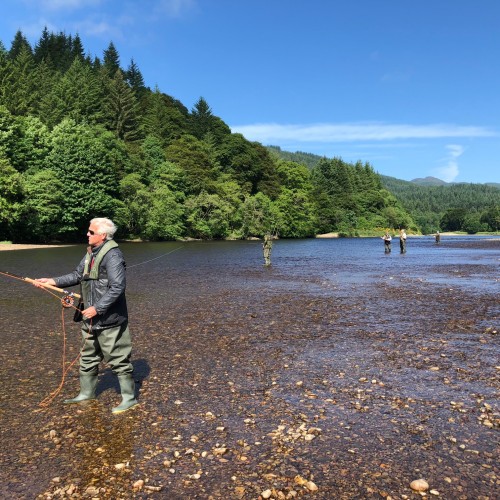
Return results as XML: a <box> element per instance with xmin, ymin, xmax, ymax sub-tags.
<box><xmin>0</xmin><ymin>236</ymin><xmax>498</xmax><ymax>498</ymax></box>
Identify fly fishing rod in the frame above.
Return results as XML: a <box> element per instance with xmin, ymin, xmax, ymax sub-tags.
<box><xmin>0</xmin><ymin>270</ymin><xmax>80</xmax><ymax>307</ymax></box>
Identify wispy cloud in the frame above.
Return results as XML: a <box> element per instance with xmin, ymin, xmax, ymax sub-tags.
<box><xmin>79</xmin><ymin>19</ymin><xmax>122</xmax><ymax>39</ymax></box>
<box><xmin>154</xmin><ymin>0</ymin><xmax>197</xmax><ymax>18</ymax></box>
<box><xmin>18</xmin><ymin>0</ymin><xmax>195</xmax><ymax>39</ymax></box>
<box><xmin>20</xmin><ymin>19</ymin><xmax>58</xmax><ymax>39</ymax></box>
<box><xmin>38</xmin><ymin>0</ymin><xmax>103</xmax><ymax>10</ymax></box>
<box><xmin>230</xmin><ymin>122</ymin><xmax>497</xmax><ymax>144</ymax></box>
<box><xmin>433</xmin><ymin>144</ymin><xmax>464</xmax><ymax>182</ymax></box>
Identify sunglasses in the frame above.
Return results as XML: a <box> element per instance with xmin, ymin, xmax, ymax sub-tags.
<box><xmin>88</xmin><ymin>230</ymin><xmax>97</xmax><ymax>235</ymax></box>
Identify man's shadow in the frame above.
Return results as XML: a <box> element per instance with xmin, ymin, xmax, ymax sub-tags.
<box><xmin>96</xmin><ymin>359</ymin><xmax>150</xmax><ymax>399</ymax></box>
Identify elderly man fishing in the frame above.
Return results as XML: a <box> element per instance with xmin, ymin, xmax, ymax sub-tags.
<box><xmin>36</xmin><ymin>217</ymin><xmax>138</xmax><ymax>414</ymax></box>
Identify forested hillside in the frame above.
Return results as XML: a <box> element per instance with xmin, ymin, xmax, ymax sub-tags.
<box><xmin>269</xmin><ymin>147</ymin><xmax>500</xmax><ymax>234</ymax></box>
<box><xmin>0</xmin><ymin>30</ymin><xmax>488</xmax><ymax>243</ymax></box>
<box><xmin>380</xmin><ymin>176</ymin><xmax>500</xmax><ymax>234</ymax></box>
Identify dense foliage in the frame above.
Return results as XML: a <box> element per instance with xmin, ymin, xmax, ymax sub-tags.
<box><xmin>0</xmin><ymin>30</ymin><xmax>490</xmax><ymax>243</ymax></box>
<box><xmin>269</xmin><ymin>147</ymin><xmax>499</xmax><ymax>235</ymax></box>
<box><xmin>381</xmin><ymin>176</ymin><xmax>500</xmax><ymax>234</ymax></box>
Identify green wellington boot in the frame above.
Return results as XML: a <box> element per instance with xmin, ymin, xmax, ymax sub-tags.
<box><xmin>64</xmin><ymin>373</ymin><xmax>98</xmax><ymax>404</ymax></box>
<box><xmin>112</xmin><ymin>374</ymin><xmax>139</xmax><ymax>414</ymax></box>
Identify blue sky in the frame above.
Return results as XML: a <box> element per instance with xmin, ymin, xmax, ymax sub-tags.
<box><xmin>1</xmin><ymin>0</ymin><xmax>499</xmax><ymax>184</ymax></box>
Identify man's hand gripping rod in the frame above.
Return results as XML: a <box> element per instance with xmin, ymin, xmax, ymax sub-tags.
<box><xmin>0</xmin><ymin>270</ymin><xmax>80</xmax><ymax>307</ymax></box>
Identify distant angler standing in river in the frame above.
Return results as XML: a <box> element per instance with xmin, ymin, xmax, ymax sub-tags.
<box><xmin>399</xmin><ymin>229</ymin><xmax>407</xmax><ymax>254</ymax></box>
<box><xmin>263</xmin><ymin>233</ymin><xmax>273</xmax><ymax>266</ymax></box>
<box><xmin>382</xmin><ymin>231</ymin><xmax>392</xmax><ymax>254</ymax></box>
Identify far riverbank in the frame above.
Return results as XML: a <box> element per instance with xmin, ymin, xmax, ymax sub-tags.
<box><xmin>0</xmin><ymin>243</ymin><xmax>73</xmax><ymax>251</ymax></box>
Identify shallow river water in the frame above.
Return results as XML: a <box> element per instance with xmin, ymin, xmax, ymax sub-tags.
<box><xmin>0</xmin><ymin>236</ymin><xmax>498</xmax><ymax>499</ymax></box>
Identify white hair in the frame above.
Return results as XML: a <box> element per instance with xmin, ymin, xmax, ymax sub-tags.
<box><xmin>91</xmin><ymin>218</ymin><xmax>117</xmax><ymax>240</ymax></box>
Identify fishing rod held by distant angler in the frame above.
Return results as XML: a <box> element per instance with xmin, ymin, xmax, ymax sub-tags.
<box><xmin>0</xmin><ymin>270</ymin><xmax>81</xmax><ymax>307</ymax></box>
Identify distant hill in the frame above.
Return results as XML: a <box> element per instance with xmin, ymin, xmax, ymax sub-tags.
<box><xmin>410</xmin><ymin>176</ymin><xmax>448</xmax><ymax>186</ymax></box>
<box><xmin>267</xmin><ymin>145</ymin><xmax>499</xmax><ymax>188</ymax></box>
<box><xmin>411</xmin><ymin>177</ymin><xmax>500</xmax><ymax>189</ymax></box>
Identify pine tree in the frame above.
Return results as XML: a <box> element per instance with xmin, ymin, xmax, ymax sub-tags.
<box><xmin>34</xmin><ymin>27</ymin><xmax>51</xmax><ymax>64</ymax></box>
<box><xmin>125</xmin><ymin>58</ymin><xmax>146</xmax><ymax>96</ymax></box>
<box><xmin>31</xmin><ymin>60</ymin><xmax>56</xmax><ymax>118</ymax></box>
<box><xmin>52</xmin><ymin>32</ymin><xmax>73</xmax><ymax>71</ymax></box>
<box><xmin>71</xmin><ymin>33</ymin><xmax>85</xmax><ymax>63</ymax></box>
<box><xmin>142</xmin><ymin>86</ymin><xmax>187</xmax><ymax>147</ymax></box>
<box><xmin>190</xmin><ymin>97</ymin><xmax>231</xmax><ymax>143</ymax></box>
<box><xmin>42</xmin><ymin>58</ymin><xmax>103</xmax><ymax>128</ymax></box>
<box><xmin>190</xmin><ymin>97</ymin><xmax>213</xmax><ymax>139</ymax></box>
<box><xmin>103</xmin><ymin>41</ymin><xmax>120</xmax><ymax>77</ymax></box>
<box><xmin>3</xmin><ymin>45</ymin><xmax>37</xmax><ymax>115</ymax></box>
<box><xmin>105</xmin><ymin>69</ymin><xmax>142</xmax><ymax>142</ymax></box>
<box><xmin>8</xmin><ymin>30</ymin><xmax>32</xmax><ymax>60</ymax></box>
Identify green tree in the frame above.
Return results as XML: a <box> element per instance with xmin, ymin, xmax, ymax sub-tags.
<box><xmin>189</xmin><ymin>97</ymin><xmax>231</xmax><ymax>144</ymax></box>
<box><xmin>165</xmin><ymin>135</ymin><xmax>218</xmax><ymax>194</ymax></box>
<box><xmin>185</xmin><ymin>191</ymin><xmax>234</xmax><ymax>239</ymax></box>
<box><xmin>190</xmin><ymin>97</ymin><xmax>213</xmax><ymax>139</ymax></box>
<box><xmin>31</xmin><ymin>60</ymin><xmax>57</xmax><ymax>118</ymax></box>
<box><xmin>114</xmin><ymin>173</ymin><xmax>151</xmax><ymax>238</ymax></box>
<box><xmin>150</xmin><ymin>160</ymin><xmax>187</xmax><ymax>193</ymax></box>
<box><xmin>480</xmin><ymin>205</ymin><xmax>500</xmax><ymax>231</ymax></box>
<box><xmin>0</xmin><ymin>155</ymin><xmax>23</xmax><ymax>240</ymax></box>
<box><xmin>33</xmin><ymin>30</ymin><xmax>77</xmax><ymax>71</ymax></box>
<box><xmin>3</xmin><ymin>45</ymin><xmax>37</xmax><ymax>115</ymax></box>
<box><xmin>71</xmin><ymin>34</ymin><xmax>85</xmax><ymax>63</ymax></box>
<box><xmin>20</xmin><ymin>169</ymin><xmax>64</xmax><ymax>242</ymax></box>
<box><xmin>42</xmin><ymin>58</ymin><xmax>103</xmax><ymax>128</ymax></box>
<box><xmin>274</xmin><ymin>188</ymin><xmax>317</xmax><ymax>238</ymax></box>
<box><xmin>440</xmin><ymin>208</ymin><xmax>467</xmax><ymax>232</ymax></box>
<box><xmin>8</xmin><ymin>30</ymin><xmax>32</xmax><ymax>60</ymax></box>
<box><xmin>46</xmin><ymin>119</ymin><xmax>121</xmax><ymax>239</ymax></box>
<box><xmin>0</xmin><ymin>105</ymin><xmax>18</xmax><ymax>160</ymax></box>
<box><xmin>217</xmin><ymin>134</ymin><xmax>280</xmax><ymax>196</ymax></box>
<box><xmin>276</xmin><ymin>160</ymin><xmax>313</xmax><ymax>192</ymax></box>
<box><xmin>103</xmin><ymin>41</ymin><xmax>120</xmax><ymax>77</ymax></box>
<box><xmin>0</xmin><ymin>41</ymin><xmax>10</xmax><ymax>98</ymax></box>
<box><xmin>143</xmin><ymin>185</ymin><xmax>185</xmax><ymax>240</ymax></box>
<box><xmin>33</xmin><ymin>26</ymin><xmax>51</xmax><ymax>64</ymax></box>
<box><xmin>104</xmin><ymin>69</ymin><xmax>142</xmax><ymax>142</ymax></box>
<box><xmin>462</xmin><ymin>212</ymin><xmax>486</xmax><ymax>234</ymax></box>
<box><xmin>125</xmin><ymin>58</ymin><xmax>147</xmax><ymax>97</ymax></box>
<box><xmin>11</xmin><ymin>115</ymin><xmax>51</xmax><ymax>172</ymax></box>
<box><xmin>239</xmin><ymin>192</ymin><xmax>278</xmax><ymax>238</ymax></box>
<box><xmin>312</xmin><ymin>189</ymin><xmax>337</xmax><ymax>233</ymax></box>
<box><xmin>142</xmin><ymin>87</ymin><xmax>187</xmax><ymax>147</ymax></box>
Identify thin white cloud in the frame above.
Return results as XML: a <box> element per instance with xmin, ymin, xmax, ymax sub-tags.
<box><xmin>39</xmin><ymin>0</ymin><xmax>103</xmax><ymax>10</ymax></box>
<box><xmin>20</xmin><ymin>19</ymin><xmax>58</xmax><ymax>39</ymax></box>
<box><xmin>433</xmin><ymin>144</ymin><xmax>464</xmax><ymax>182</ymax></box>
<box><xmin>154</xmin><ymin>0</ymin><xmax>197</xmax><ymax>18</ymax></box>
<box><xmin>230</xmin><ymin>122</ymin><xmax>497</xmax><ymax>143</ymax></box>
<box><xmin>80</xmin><ymin>20</ymin><xmax>122</xmax><ymax>38</ymax></box>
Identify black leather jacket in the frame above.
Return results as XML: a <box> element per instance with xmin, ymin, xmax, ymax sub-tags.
<box><xmin>54</xmin><ymin>243</ymin><xmax>128</xmax><ymax>330</ymax></box>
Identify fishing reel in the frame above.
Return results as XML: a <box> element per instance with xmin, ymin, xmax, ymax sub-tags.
<box><xmin>61</xmin><ymin>294</ymin><xmax>75</xmax><ymax>308</ymax></box>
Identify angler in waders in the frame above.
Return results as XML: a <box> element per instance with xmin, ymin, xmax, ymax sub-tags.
<box><xmin>36</xmin><ymin>218</ymin><xmax>138</xmax><ymax>414</ymax></box>
<box><xmin>262</xmin><ymin>233</ymin><xmax>273</xmax><ymax>266</ymax></box>
<box><xmin>381</xmin><ymin>230</ymin><xmax>392</xmax><ymax>254</ymax></box>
